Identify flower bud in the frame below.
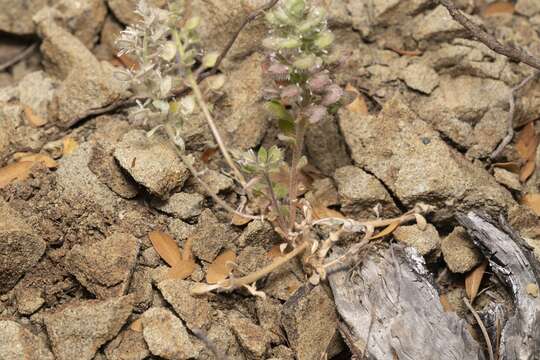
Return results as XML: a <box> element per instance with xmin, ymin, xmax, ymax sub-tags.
<box><xmin>293</xmin><ymin>54</ymin><xmax>317</xmax><ymax>70</ymax></box>
<box><xmin>285</xmin><ymin>0</ymin><xmax>306</xmax><ymax>18</ymax></box>
<box><xmin>307</xmin><ymin>105</ymin><xmax>327</xmax><ymax>124</ymax></box>
<box><xmin>280</xmin><ymin>85</ymin><xmax>302</xmax><ymax>105</ymax></box>
<box><xmin>307</xmin><ymin>72</ymin><xmax>332</xmax><ymax>93</ymax></box>
<box><xmin>321</xmin><ymin>84</ymin><xmax>344</xmax><ymax>106</ymax></box>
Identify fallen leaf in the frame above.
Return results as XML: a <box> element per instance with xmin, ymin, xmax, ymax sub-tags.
<box><xmin>465</xmin><ymin>261</ymin><xmax>488</xmax><ymax>302</ymax></box>
<box><xmin>167</xmin><ymin>236</ymin><xmax>196</xmax><ymax>280</ymax></box>
<box><xmin>493</xmin><ymin>161</ymin><xmax>521</xmax><ymax>174</ymax></box>
<box><xmin>148</xmin><ymin>231</ymin><xmax>183</xmax><ymax>267</ymax></box>
<box><xmin>200</xmin><ymin>147</ymin><xmax>218</xmax><ymax>164</ymax></box>
<box><xmin>345</xmin><ymin>84</ymin><xmax>368</xmax><ymax>115</ymax></box>
<box><xmin>522</xmin><ymin>193</ymin><xmax>540</xmax><ymax>215</ymax></box>
<box><xmin>516</xmin><ymin>122</ymin><xmax>538</xmax><ymax>182</ymax></box>
<box><xmin>0</xmin><ymin>162</ymin><xmax>34</xmax><ymax>189</ymax></box>
<box><xmin>206</xmin><ymin>249</ymin><xmax>236</xmax><ymax>284</ymax></box>
<box><xmin>267</xmin><ymin>244</ymin><xmax>285</xmax><ymax>259</ymax></box>
<box><xmin>18</xmin><ymin>154</ymin><xmax>57</xmax><ymax>169</ymax></box>
<box><xmin>130</xmin><ymin>318</ymin><xmax>143</xmax><ymax>332</ymax></box>
<box><xmin>483</xmin><ymin>2</ymin><xmax>514</xmax><ymax>17</ymax></box>
<box><xmin>63</xmin><ymin>138</ymin><xmax>79</xmax><ymax>156</ymax></box>
<box><xmin>23</xmin><ymin>106</ymin><xmax>47</xmax><ymax>127</ymax></box>
<box><xmin>439</xmin><ymin>293</ymin><xmax>453</xmax><ymax>312</ymax></box>
<box><xmin>370</xmin><ymin>220</ymin><xmax>401</xmax><ymax>240</ymax></box>
<box><xmin>231</xmin><ymin>214</ymin><xmax>253</xmax><ymax>226</ymax></box>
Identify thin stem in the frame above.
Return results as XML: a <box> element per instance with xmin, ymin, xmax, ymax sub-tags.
<box><xmin>263</xmin><ymin>172</ymin><xmax>288</xmax><ymax>234</ymax></box>
<box><xmin>463</xmin><ymin>297</ymin><xmax>495</xmax><ymax>360</ymax></box>
<box><xmin>187</xmin><ymin>72</ymin><xmax>247</xmax><ymax>187</ymax></box>
<box><xmin>287</xmin><ymin>117</ymin><xmax>307</xmax><ymax>234</ymax></box>
<box><xmin>191</xmin><ymin>241</ymin><xmax>309</xmax><ymax>295</ymax></box>
<box><xmin>163</xmin><ymin>124</ymin><xmax>260</xmax><ymax>221</ymax></box>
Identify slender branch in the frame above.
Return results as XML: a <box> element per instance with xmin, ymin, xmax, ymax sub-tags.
<box><xmin>489</xmin><ymin>71</ymin><xmax>540</xmax><ymax>160</ymax></box>
<box><xmin>191</xmin><ymin>241</ymin><xmax>309</xmax><ymax>295</ymax></box>
<box><xmin>188</xmin><ymin>72</ymin><xmax>247</xmax><ymax>186</ymax></box>
<box><xmin>0</xmin><ymin>43</ymin><xmax>38</xmax><ymax>72</ymax></box>
<box><xmin>463</xmin><ymin>297</ymin><xmax>495</xmax><ymax>360</ymax></box>
<box><xmin>263</xmin><ymin>172</ymin><xmax>288</xmax><ymax>234</ymax></box>
<box><xmin>437</xmin><ymin>0</ymin><xmax>540</xmax><ymax>71</ymax></box>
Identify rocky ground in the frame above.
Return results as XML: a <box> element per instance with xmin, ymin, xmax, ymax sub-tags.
<box><xmin>1</xmin><ymin>0</ymin><xmax>540</xmax><ymax>359</ymax></box>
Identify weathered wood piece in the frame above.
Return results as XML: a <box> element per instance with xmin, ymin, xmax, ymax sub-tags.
<box><xmin>328</xmin><ymin>244</ymin><xmax>486</xmax><ymax>360</ymax></box>
<box><xmin>458</xmin><ymin>212</ymin><xmax>540</xmax><ymax>360</ymax></box>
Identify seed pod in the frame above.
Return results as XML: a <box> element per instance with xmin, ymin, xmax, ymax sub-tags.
<box><xmin>321</xmin><ymin>84</ymin><xmax>344</xmax><ymax>106</ymax></box>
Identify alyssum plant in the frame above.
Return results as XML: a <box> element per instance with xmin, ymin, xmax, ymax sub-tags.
<box><xmin>117</xmin><ymin>0</ymin><xmax>431</xmax><ymax>297</ymax></box>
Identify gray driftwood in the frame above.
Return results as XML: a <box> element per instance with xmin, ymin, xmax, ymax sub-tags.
<box><xmin>457</xmin><ymin>212</ymin><xmax>540</xmax><ymax>360</ymax></box>
<box><xmin>328</xmin><ymin>244</ymin><xmax>486</xmax><ymax>360</ymax></box>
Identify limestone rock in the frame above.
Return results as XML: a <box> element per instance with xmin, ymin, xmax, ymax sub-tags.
<box><xmin>107</xmin><ymin>0</ymin><xmax>167</xmax><ymax>25</ymax></box>
<box><xmin>281</xmin><ymin>285</ymin><xmax>338</xmax><ymax>360</ymax></box>
<box><xmin>141</xmin><ymin>307</ymin><xmax>198</xmax><ymax>360</ymax></box>
<box><xmin>238</xmin><ymin>220</ymin><xmax>280</xmax><ymax>248</ymax></box>
<box><xmin>15</xmin><ymin>287</ymin><xmax>45</xmax><ymax>315</ymax></box>
<box><xmin>157</xmin><ymin>279</ymin><xmax>212</xmax><ymax>330</ymax></box>
<box><xmin>64</xmin><ymin>232</ymin><xmax>140</xmax><ymax>298</ymax></box>
<box><xmin>393</xmin><ymin>224</ymin><xmax>441</xmax><ymax>256</ymax></box>
<box><xmin>44</xmin><ymin>295</ymin><xmax>134</xmax><ymax>360</ymax></box>
<box><xmin>441</xmin><ymin>226</ymin><xmax>482</xmax><ymax>273</ymax></box>
<box><xmin>229</xmin><ymin>311</ymin><xmax>271</xmax><ymax>359</ymax></box>
<box><xmin>191</xmin><ymin>209</ymin><xmax>237</xmax><ymax>262</ymax></box>
<box><xmin>494</xmin><ymin>168</ymin><xmax>522</xmax><ymax>192</ymax></box>
<box><xmin>151</xmin><ymin>192</ymin><xmax>204</xmax><ymax>220</ymax></box>
<box><xmin>339</xmin><ymin>97</ymin><xmax>514</xmax><ymax>222</ymax></box>
<box><xmin>334</xmin><ymin>165</ymin><xmax>400</xmax><ymax>219</ymax></box>
<box><xmin>188</xmin><ymin>169</ymin><xmax>234</xmax><ymax>196</ymax></box>
<box><xmin>104</xmin><ymin>329</ymin><xmax>150</xmax><ymax>360</ymax></box>
<box><xmin>256</xmin><ymin>297</ymin><xmax>285</xmax><ymax>343</ymax></box>
<box><xmin>114</xmin><ymin>130</ymin><xmax>190</xmax><ymax>199</ymax></box>
<box><xmin>0</xmin><ymin>199</ymin><xmax>46</xmax><ymax>293</ymax></box>
<box><xmin>0</xmin><ymin>321</ymin><xmax>54</xmax><ymax>360</ymax></box>
<box><xmin>400</xmin><ymin>63</ymin><xmax>440</xmax><ymax>94</ymax></box>
<box><xmin>53</xmin><ymin>0</ymin><xmax>108</xmax><ymax>47</ymax></box>
<box><xmin>412</xmin><ymin>5</ymin><xmax>465</xmax><ymax>42</ymax></box>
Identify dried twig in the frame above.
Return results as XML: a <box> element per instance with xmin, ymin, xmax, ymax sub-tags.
<box><xmin>437</xmin><ymin>0</ymin><xmax>540</xmax><ymax>71</ymax></box>
<box><xmin>0</xmin><ymin>43</ymin><xmax>38</xmax><ymax>72</ymax></box>
<box><xmin>463</xmin><ymin>297</ymin><xmax>495</xmax><ymax>360</ymax></box>
<box><xmin>489</xmin><ymin>71</ymin><xmax>540</xmax><ymax>160</ymax></box>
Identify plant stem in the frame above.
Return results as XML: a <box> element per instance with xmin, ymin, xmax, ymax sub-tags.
<box><xmin>187</xmin><ymin>72</ymin><xmax>247</xmax><ymax>187</ymax></box>
<box><xmin>287</xmin><ymin>117</ymin><xmax>307</xmax><ymax>234</ymax></box>
<box><xmin>264</xmin><ymin>172</ymin><xmax>288</xmax><ymax>234</ymax></box>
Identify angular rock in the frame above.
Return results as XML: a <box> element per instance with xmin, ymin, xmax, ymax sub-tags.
<box><xmin>494</xmin><ymin>168</ymin><xmax>522</xmax><ymax>192</ymax></box>
<box><xmin>15</xmin><ymin>286</ymin><xmax>45</xmax><ymax>315</ymax></box>
<box><xmin>104</xmin><ymin>329</ymin><xmax>150</xmax><ymax>360</ymax></box>
<box><xmin>412</xmin><ymin>5</ymin><xmax>465</xmax><ymax>42</ymax></box>
<box><xmin>44</xmin><ymin>295</ymin><xmax>134</xmax><ymax>360</ymax></box>
<box><xmin>151</xmin><ymin>192</ymin><xmax>204</xmax><ymax>220</ymax></box>
<box><xmin>0</xmin><ymin>0</ymin><xmax>53</xmax><ymax>35</ymax></box>
<box><xmin>129</xmin><ymin>266</ymin><xmax>154</xmax><ymax>313</ymax></box>
<box><xmin>157</xmin><ymin>279</ymin><xmax>212</xmax><ymax>330</ymax></box>
<box><xmin>167</xmin><ymin>219</ymin><xmax>196</xmax><ymax>242</ymax></box>
<box><xmin>393</xmin><ymin>224</ymin><xmax>441</xmax><ymax>256</ymax></box>
<box><xmin>516</xmin><ymin>0</ymin><xmax>540</xmax><ymax>17</ymax></box>
<box><xmin>221</xmin><ymin>53</ymin><xmax>268</xmax><ymax>150</ymax></box>
<box><xmin>400</xmin><ymin>63</ymin><xmax>440</xmax><ymax>94</ymax></box>
<box><xmin>0</xmin><ymin>199</ymin><xmax>46</xmax><ymax>293</ymax></box>
<box><xmin>64</xmin><ymin>232</ymin><xmax>140</xmax><ymax>298</ymax></box>
<box><xmin>339</xmin><ymin>97</ymin><xmax>514</xmax><ymax>222</ymax></box>
<box><xmin>55</xmin><ymin>0</ymin><xmax>107</xmax><ymax>47</ymax></box>
<box><xmin>281</xmin><ymin>285</ymin><xmax>338</xmax><ymax>360</ymax></box>
<box><xmin>206</xmin><ymin>321</ymin><xmax>245</xmax><ymax>359</ymax></box>
<box><xmin>107</xmin><ymin>0</ymin><xmax>167</xmax><ymax>25</ymax></box>
<box><xmin>466</xmin><ymin>108</ymin><xmax>508</xmax><ymax>159</ymax></box>
<box><xmin>256</xmin><ymin>297</ymin><xmax>285</xmax><ymax>343</ymax></box>
<box><xmin>34</xmin><ymin>12</ymin><xmax>129</xmax><ymax>127</ymax></box>
<box><xmin>191</xmin><ymin>209</ymin><xmax>237</xmax><ymax>262</ymax></box>
<box><xmin>441</xmin><ymin>226</ymin><xmax>482</xmax><ymax>273</ymax></box>
<box><xmin>238</xmin><ymin>219</ymin><xmax>280</xmax><ymax>248</ymax></box>
<box><xmin>229</xmin><ymin>311</ymin><xmax>271</xmax><ymax>359</ymax></box>
<box><xmin>141</xmin><ymin>307</ymin><xmax>198</xmax><ymax>360</ymax></box>
<box><xmin>189</xmin><ymin>169</ymin><xmax>234</xmax><ymax>196</ymax></box>
<box><xmin>114</xmin><ymin>130</ymin><xmax>190</xmax><ymax>199</ymax></box>
<box><xmin>0</xmin><ymin>320</ymin><xmax>54</xmax><ymax>360</ymax></box>
<box><xmin>18</xmin><ymin>71</ymin><xmax>56</xmax><ymax>122</ymax></box>
<box><xmin>334</xmin><ymin>165</ymin><xmax>400</xmax><ymax>219</ymax></box>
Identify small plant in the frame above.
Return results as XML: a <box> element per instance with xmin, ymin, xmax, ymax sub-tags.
<box><xmin>117</xmin><ymin>0</ymin><xmax>432</xmax><ymax>297</ymax></box>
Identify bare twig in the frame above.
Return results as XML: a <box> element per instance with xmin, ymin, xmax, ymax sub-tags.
<box><xmin>437</xmin><ymin>0</ymin><xmax>540</xmax><ymax>71</ymax></box>
<box><xmin>0</xmin><ymin>43</ymin><xmax>38</xmax><ymax>72</ymax></box>
<box><xmin>489</xmin><ymin>71</ymin><xmax>540</xmax><ymax>160</ymax></box>
<box><xmin>463</xmin><ymin>297</ymin><xmax>495</xmax><ymax>360</ymax></box>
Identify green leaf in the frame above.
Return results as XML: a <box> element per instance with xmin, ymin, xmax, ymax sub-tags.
<box><xmin>314</xmin><ymin>31</ymin><xmax>335</xmax><ymax>49</ymax></box>
<box><xmin>202</xmin><ymin>51</ymin><xmax>220</xmax><ymax>69</ymax></box>
<box><xmin>257</xmin><ymin>147</ymin><xmax>268</xmax><ymax>164</ymax></box>
<box><xmin>185</xmin><ymin>16</ymin><xmax>201</xmax><ymax>31</ymax></box>
<box><xmin>265</xmin><ymin>101</ymin><xmax>295</xmax><ymax>135</ymax></box>
<box><xmin>273</xmin><ymin>182</ymin><xmax>289</xmax><ymax>199</ymax></box>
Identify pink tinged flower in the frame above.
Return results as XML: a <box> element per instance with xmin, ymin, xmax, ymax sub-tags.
<box><xmin>321</xmin><ymin>84</ymin><xmax>343</xmax><ymax>106</ymax></box>
<box><xmin>307</xmin><ymin>105</ymin><xmax>327</xmax><ymax>124</ymax></box>
<box><xmin>307</xmin><ymin>72</ymin><xmax>331</xmax><ymax>93</ymax></box>
<box><xmin>280</xmin><ymin>85</ymin><xmax>302</xmax><ymax>105</ymax></box>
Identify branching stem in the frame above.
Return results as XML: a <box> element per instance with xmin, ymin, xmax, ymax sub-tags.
<box><xmin>288</xmin><ymin>117</ymin><xmax>307</xmax><ymax>234</ymax></box>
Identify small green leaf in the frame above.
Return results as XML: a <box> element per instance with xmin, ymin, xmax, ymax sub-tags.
<box><xmin>273</xmin><ymin>182</ymin><xmax>289</xmax><ymax>199</ymax></box>
<box><xmin>265</xmin><ymin>101</ymin><xmax>295</xmax><ymax>135</ymax></box>
<box><xmin>185</xmin><ymin>16</ymin><xmax>201</xmax><ymax>31</ymax></box>
<box><xmin>257</xmin><ymin>147</ymin><xmax>268</xmax><ymax>164</ymax></box>
<box><xmin>314</xmin><ymin>31</ymin><xmax>335</xmax><ymax>49</ymax></box>
<box><xmin>285</xmin><ymin>0</ymin><xmax>306</xmax><ymax>18</ymax></box>
<box><xmin>202</xmin><ymin>51</ymin><xmax>220</xmax><ymax>69</ymax></box>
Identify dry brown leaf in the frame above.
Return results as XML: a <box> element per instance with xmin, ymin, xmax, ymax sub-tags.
<box><xmin>167</xmin><ymin>236</ymin><xmax>196</xmax><ymax>280</ymax></box>
<box><xmin>116</xmin><ymin>54</ymin><xmax>140</xmax><ymax>70</ymax></box>
<box><xmin>483</xmin><ymin>2</ymin><xmax>514</xmax><ymax>16</ymax></box>
<box><xmin>0</xmin><ymin>162</ymin><xmax>34</xmax><ymax>189</ymax></box>
<box><xmin>370</xmin><ymin>220</ymin><xmax>401</xmax><ymax>240</ymax></box>
<box><xmin>439</xmin><ymin>293</ymin><xmax>454</xmax><ymax>312</ymax></box>
<box><xmin>465</xmin><ymin>260</ymin><xmax>488</xmax><ymax>302</ymax></box>
<box><xmin>200</xmin><ymin>147</ymin><xmax>218</xmax><ymax>164</ymax></box>
<box><xmin>345</xmin><ymin>84</ymin><xmax>368</xmax><ymax>115</ymax></box>
<box><xmin>206</xmin><ymin>249</ymin><xmax>236</xmax><ymax>284</ymax></box>
<box><xmin>23</xmin><ymin>106</ymin><xmax>47</xmax><ymax>127</ymax></box>
<box><xmin>522</xmin><ymin>193</ymin><xmax>540</xmax><ymax>215</ymax></box>
<box><xmin>493</xmin><ymin>161</ymin><xmax>521</xmax><ymax>174</ymax></box>
<box><xmin>267</xmin><ymin>244</ymin><xmax>285</xmax><ymax>259</ymax></box>
<box><xmin>18</xmin><ymin>154</ymin><xmax>58</xmax><ymax>169</ymax></box>
<box><xmin>516</xmin><ymin>122</ymin><xmax>538</xmax><ymax>182</ymax></box>
<box><xmin>63</xmin><ymin>138</ymin><xmax>79</xmax><ymax>156</ymax></box>
<box><xmin>231</xmin><ymin>214</ymin><xmax>253</xmax><ymax>226</ymax></box>
<box><xmin>148</xmin><ymin>231</ymin><xmax>183</xmax><ymax>267</ymax></box>
<box><xmin>130</xmin><ymin>318</ymin><xmax>143</xmax><ymax>332</ymax></box>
